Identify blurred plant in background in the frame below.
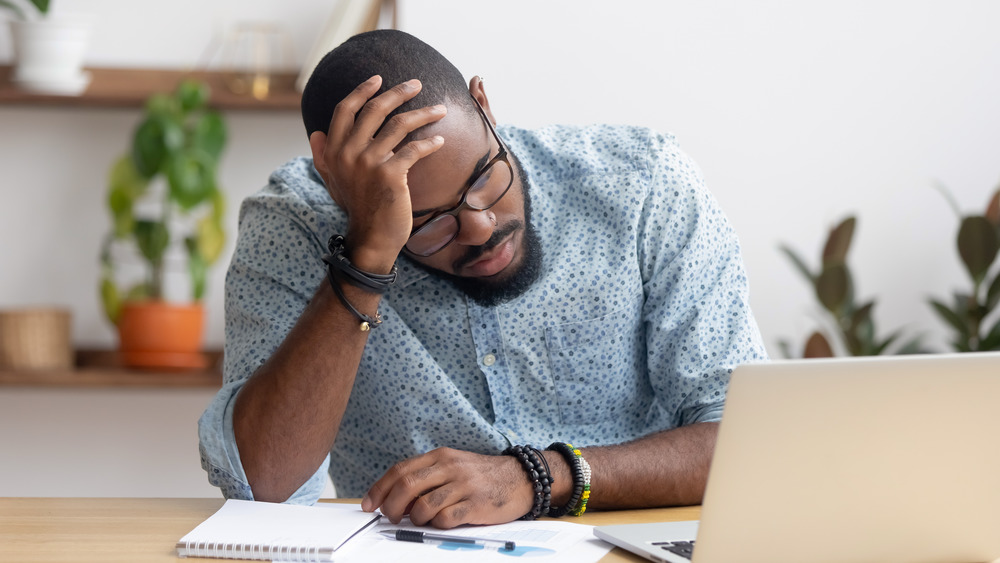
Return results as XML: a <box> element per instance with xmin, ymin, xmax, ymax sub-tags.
<box><xmin>928</xmin><ymin>185</ymin><xmax>1000</xmax><ymax>351</ymax></box>
<box><xmin>778</xmin><ymin>216</ymin><xmax>926</xmax><ymax>358</ymax></box>
<box><xmin>99</xmin><ymin>79</ymin><xmax>227</xmax><ymax>325</ymax></box>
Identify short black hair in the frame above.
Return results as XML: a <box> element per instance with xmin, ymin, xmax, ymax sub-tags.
<box><xmin>301</xmin><ymin>29</ymin><xmax>475</xmax><ymax>137</ymax></box>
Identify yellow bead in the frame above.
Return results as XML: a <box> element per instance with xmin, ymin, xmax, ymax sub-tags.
<box><xmin>360</xmin><ymin>322</ymin><xmax>370</xmax><ymax>332</ymax></box>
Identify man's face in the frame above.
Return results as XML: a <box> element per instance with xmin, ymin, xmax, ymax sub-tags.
<box><xmin>403</xmin><ymin>101</ymin><xmax>541</xmax><ymax>305</ymax></box>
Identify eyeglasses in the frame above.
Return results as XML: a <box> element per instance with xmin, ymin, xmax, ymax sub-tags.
<box><xmin>404</xmin><ymin>96</ymin><xmax>514</xmax><ymax>257</ymax></box>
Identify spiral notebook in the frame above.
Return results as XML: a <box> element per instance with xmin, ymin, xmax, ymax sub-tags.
<box><xmin>176</xmin><ymin>499</ymin><xmax>382</xmax><ymax>561</ymax></box>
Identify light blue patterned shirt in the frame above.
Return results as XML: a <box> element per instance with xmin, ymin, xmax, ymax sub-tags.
<box><xmin>198</xmin><ymin>124</ymin><xmax>768</xmax><ymax>502</ymax></box>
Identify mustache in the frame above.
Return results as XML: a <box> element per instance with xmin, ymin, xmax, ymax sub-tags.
<box><xmin>453</xmin><ymin>221</ymin><xmax>522</xmax><ymax>271</ymax></box>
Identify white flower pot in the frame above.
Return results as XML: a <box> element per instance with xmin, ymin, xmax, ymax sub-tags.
<box><xmin>10</xmin><ymin>16</ymin><xmax>93</xmax><ymax>95</ymax></box>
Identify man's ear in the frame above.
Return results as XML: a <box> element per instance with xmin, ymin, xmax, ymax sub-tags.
<box><xmin>469</xmin><ymin>75</ymin><xmax>498</xmax><ymax>125</ymax></box>
<box><xmin>308</xmin><ymin>131</ymin><xmax>344</xmax><ymax>208</ymax></box>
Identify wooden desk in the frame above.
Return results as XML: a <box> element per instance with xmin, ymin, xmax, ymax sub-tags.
<box><xmin>0</xmin><ymin>497</ymin><xmax>700</xmax><ymax>562</ymax></box>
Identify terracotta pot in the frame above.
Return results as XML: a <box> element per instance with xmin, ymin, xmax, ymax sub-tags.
<box><xmin>117</xmin><ymin>301</ymin><xmax>207</xmax><ymax>370</ymax></box>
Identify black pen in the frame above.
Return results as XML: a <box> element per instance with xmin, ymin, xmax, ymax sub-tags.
<box><xmin>379</xmin><ymin>529</ymin><xmax>516</xmax><ymax>551</ymax></box>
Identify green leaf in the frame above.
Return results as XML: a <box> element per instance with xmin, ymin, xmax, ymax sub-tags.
<box><xmin>849</xmin><ymin>301</ymin><xmax>874</xmax><ymax>333</ymax></box>
<box><xmin>894</xmin><ymin>336</ymin><xmax>928</xmax><ymax>355</ymax></box>
<box><xmin>929</xmin><ymin>298</ymin><xmax>970</xmax><ymax>339</ymax></box>
<box><xmin>99</xmin><ymin>276</ymin><xmax>121</xmax><ymax>325</ymax></box>
<box><xmin>186</xmin><ymin>241</ymin><xmax>208</xmax><ymax>301</ymax></box>
<box><xmin>134</xmin><ymin>220</ymin><xmax>170</xmax><ymax>264</ymax></box>
<box><xmin>872</xmin><ymin>329</ymin><xmax>901</xmax><ymax>356</ymax></box>
<box><xmin>816</xmin><ymin>263</ymin><xmax>850</xmax><ymax>313</ymax></box>
<box><xmin>29</xmin><ymin>0</ymin><xmax>49</xmax><ymax>14</ymax></box>
<box><xmin>107</xmin><ymin>155</ymin><xmax>149</xmax><ymax>238</ymax></box>
<box><xmin>177</xmin><ymin>79</ymin><xmax>210</xmax><ymax>112</ymax></box>
<box><xmin>957</xmin><ymin>215</ymin><xmax>1000</xmax><ymax>284</ymax></box>
<box><xmin>822</xmin><ymin>216</ymin><xmax>855</xmax><ymax>267</ymax></box>
<box><xmin>191</xmin><ymin>111</ymin><xmax>227</xmax><ymax>160</ymax></box>
<box><xmin>979</xmin><ymin>316</ymin><xmax>1000</xmax><ymax>351</ymax></box>
<box><xmin>779</xmin><ymin>245</ymin><xmax>815</xmax><ymax>283</ymax></box>
<box><xmin>776</xmin><ymin>339</ymin><xmax>793</xmax><ymax>359</ymax></box>
<box><xmin>210</xmin><ymin>187</ymin><xmax>226</xmax><ymax>223</ymax></box>
<box><xmin>0</xmin><ymin>1</ymin><xmax>27</xmax><ymax>19</ymax></box>
<box><xmin>132</xmin><ymin>115</ymin><xmax>184</xmax><ymax>178</ymax></box>
<box><xmin>166</xmin><ymin>150</ymin><xmax>215</xmax><ymax>210</ymax></box>
<box><xmin>854</xmin><ymin>316</ymin><xmax>876</xmax><ymax>355</ymax></box>
<box><xmin>986</xmin><ymin>273</ymin><xmax>1000</xmax><ymax>312</ymax></box>
<box><xmin>932</xmin><ymin>180</ymin><xmax>963</xmax><ymax>219</ymax></box>
<box><xmin>196</xmin><ymin>213</ymin><xmax>226</xmax><ymax>265</ymax></box>
<box><xmin>144</xmin><ymin>93</ymin><xmax>179</xmax><ymax>118</ymax></box>
<box><xmin>803</xmin><ymin>331</ymin><xmax>834</xmax><ymax>358</ymax></box>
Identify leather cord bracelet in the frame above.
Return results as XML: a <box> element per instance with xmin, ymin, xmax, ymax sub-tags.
<box><xmin>321</xmin><ymin>235</ymin><xmax>395</xmax><ymax>332</ymax></box>
<box><xmin>326</xmin><ymin>270</ymin><xmax>383</xmax><ymax>331</ymax></box>
<box><xmin>322</xmin><ymin>235</ymin><xmax>397</xmax><ymax>294</ymax></box>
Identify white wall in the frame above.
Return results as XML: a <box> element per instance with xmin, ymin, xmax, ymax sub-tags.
<box><xmin>1</xmin><ymin>1</ymin><xmax>998</xmax><ymax>496</ymax></box>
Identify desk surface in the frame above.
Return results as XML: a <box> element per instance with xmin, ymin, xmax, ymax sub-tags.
<box><xmin>0</xmin><ymin>497</ymin><xmax>701</xmax><ymax>562</ymax></box>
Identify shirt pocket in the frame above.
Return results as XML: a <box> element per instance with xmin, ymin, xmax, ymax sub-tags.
<box><xmin>544</xmin><ymin>297</ymin><xmax>646</xmax><ymax>425</ymax></box>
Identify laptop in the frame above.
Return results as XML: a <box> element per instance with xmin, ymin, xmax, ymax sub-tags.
<box><xmin>594</xmin><ymin>352</ymin><xmax>1000</xmax><ymax>563</ymax></box>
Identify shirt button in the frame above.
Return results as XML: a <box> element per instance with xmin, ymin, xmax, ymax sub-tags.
<box><xmin>483</xmin><ymin>353</ymin><xmax>496</xmax><ymax>366</ymax></box>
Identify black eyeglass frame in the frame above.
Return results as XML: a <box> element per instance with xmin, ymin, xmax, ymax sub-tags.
<box><xmin>403</xmin><ymin>95</ymin><xmax>514</xmax><ymax>257</ymax></box>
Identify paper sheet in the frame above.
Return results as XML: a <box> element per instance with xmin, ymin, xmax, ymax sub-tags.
<box><xmin>335</xmin><ymin>512</ymin><xmax>613</xmax><ymax>562</ymax></box>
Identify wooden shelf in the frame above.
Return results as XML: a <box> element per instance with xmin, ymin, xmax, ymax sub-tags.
<box><xmin>0</xmin><ymin>65</ymin><xmax>301</xmax><ymax>111</ymax></box>
<box><xmin>0</xmin><ymin>349</ymin><xmax>223</xmax><ymax>389</ymax></box>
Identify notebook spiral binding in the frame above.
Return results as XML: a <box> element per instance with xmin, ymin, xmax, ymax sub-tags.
<box><xmin>179</xmin><ymin>540</ymin><xmax>335</xmax><ymax>561</ymax></box>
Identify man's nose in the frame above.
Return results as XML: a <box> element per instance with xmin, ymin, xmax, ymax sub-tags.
<box><xmin>453</xmin><ymin>208</ymin><xmax>495</xmax><ymax>247</ymax></box>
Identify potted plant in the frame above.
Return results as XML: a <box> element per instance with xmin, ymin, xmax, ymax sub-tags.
<box><xmin>2</xmin><ymin>0</ymin><xmax>93</xmax><ymax>95</ymax></box>
<box><xmin>778</xmin><ymin>216</ymin><xmax>926</xmax><ymax>357</ymax></box>
<box><xmin>99</xmin><ymin>79</ymin><xmax>227</xmax><ymax>369</ymax></box>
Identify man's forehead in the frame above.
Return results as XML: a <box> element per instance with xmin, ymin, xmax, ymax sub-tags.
<box><xmin>406</xmin><ymin>110</ymin><xmax>491</xmax><ymax>204</ymax></box>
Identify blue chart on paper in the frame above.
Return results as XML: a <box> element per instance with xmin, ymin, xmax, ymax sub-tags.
<box><xmin>436</xmin><ymin>529</ymin><xmax>558</xmax><ymax>557</ymax></box>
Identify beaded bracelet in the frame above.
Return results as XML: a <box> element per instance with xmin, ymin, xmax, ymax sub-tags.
<box><xmin>502</xmin><ymin>445</ymin><xmax>553</xmax><ymax>520</ymax></box>
<box><xmin>545</xmin><ymin>442</ymin><xmax>584</xmax><ymax>517</ymax></box>
<box><xmin>546</xmin><ymin>442</ymin><xmax>592</xmax><ymax>517</ymax></box>
<box><xmin>570</xmin><ymin>454</ymin><xmax>592</xmax><ymax>516</ymax></box>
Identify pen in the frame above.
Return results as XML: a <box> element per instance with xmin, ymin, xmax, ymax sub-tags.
<box><xmin>379</xmin><ymin>529</ymin><xmax>516</xmax><ymax>551</ymax></box>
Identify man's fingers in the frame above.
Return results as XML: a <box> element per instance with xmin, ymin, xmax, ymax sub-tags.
<box><xmin>378</xmin><ymin>464</ymin><xmax>447</xmax><ymax>523</ymax></box>
<box><xmin>367</xmin><ymin>104</ymin><xmax>447</xmax><ymax>156</ymax></box>
<box><xmin>386</xmin><ymin>135</ymin><xmax>446</xmax><ymax>176</ymax></box>
<box><xmin>429</xmin><ymin>499</ymin><xmax>476</xmax><ymax>529</ymax></box>
<box><xmin>362</xmin><ymin>454</ymin><xmax>437</xmax><ymax>514</ymax></box>
<box><xmin>407</xmin><ymin>483</ymin><xmax>466</xmax><ymax>527</ymax></box>
<box><xmin>327</xmin><ymin>75</ymin><xmax>382</xmax><ymax>154</ymax></box>
<box><xmin>350</xmin><ymin>79</ymin><xmax>423</xmax><ymax>141</ymax></box>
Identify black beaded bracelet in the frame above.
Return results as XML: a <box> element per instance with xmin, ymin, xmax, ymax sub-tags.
<box><xmin>502</xmin><ymin>445</ymin><xmax>553</xmax><ymax>520</ymax></box>
<box><xmin>322</xmin><ymin>235</ymin><xmax>397</xmax><ymax>294</ymax></box>
<box><xmin>546</xmin><ymin>442</ymin><xmax>584</xmax><ymax>518</ymax></box>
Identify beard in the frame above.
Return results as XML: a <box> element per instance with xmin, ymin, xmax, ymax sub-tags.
<box><xmin>414</xmin><ymin>152</ymin><xmax>543</xmax><ymax>308</ymax></box>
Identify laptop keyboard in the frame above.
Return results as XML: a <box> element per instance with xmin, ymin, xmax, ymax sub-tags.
<box><xmin>652</xmin><ymin>540</ymin><xmax>696</xmax><ymax>559</ymax></box>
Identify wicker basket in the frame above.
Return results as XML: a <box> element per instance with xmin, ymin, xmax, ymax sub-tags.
<box><xmin>0</xmin><ymin>308</ymin><xmax>73</xmax><ymax>370</ymax></box>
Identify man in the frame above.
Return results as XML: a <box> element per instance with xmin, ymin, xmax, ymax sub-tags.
<box><xmin>199</xmin><ymin>29</ymin><xmax>767</xmax><ymax>529</ymax></box>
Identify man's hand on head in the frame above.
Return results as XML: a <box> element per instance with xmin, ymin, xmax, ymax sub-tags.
<box><xmin>308</xmin><ymin>75</ymin><xmax>447</xmax><ymax>274</ymax></box>
<box><xmin>361</xmin><ymin>447</ymin><xmax>534</xmax><ymax>529</ymax></box>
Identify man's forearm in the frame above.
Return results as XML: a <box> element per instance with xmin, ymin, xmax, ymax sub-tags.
<box><xmin>543</xmin><ymin>422</ymin><xmax>718</xmax><ymax>511</ymax></box>
<box><xmin>233</xmin><ymin>280</ymin><xmax>379</xmax><ymax>502</ymax></box>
